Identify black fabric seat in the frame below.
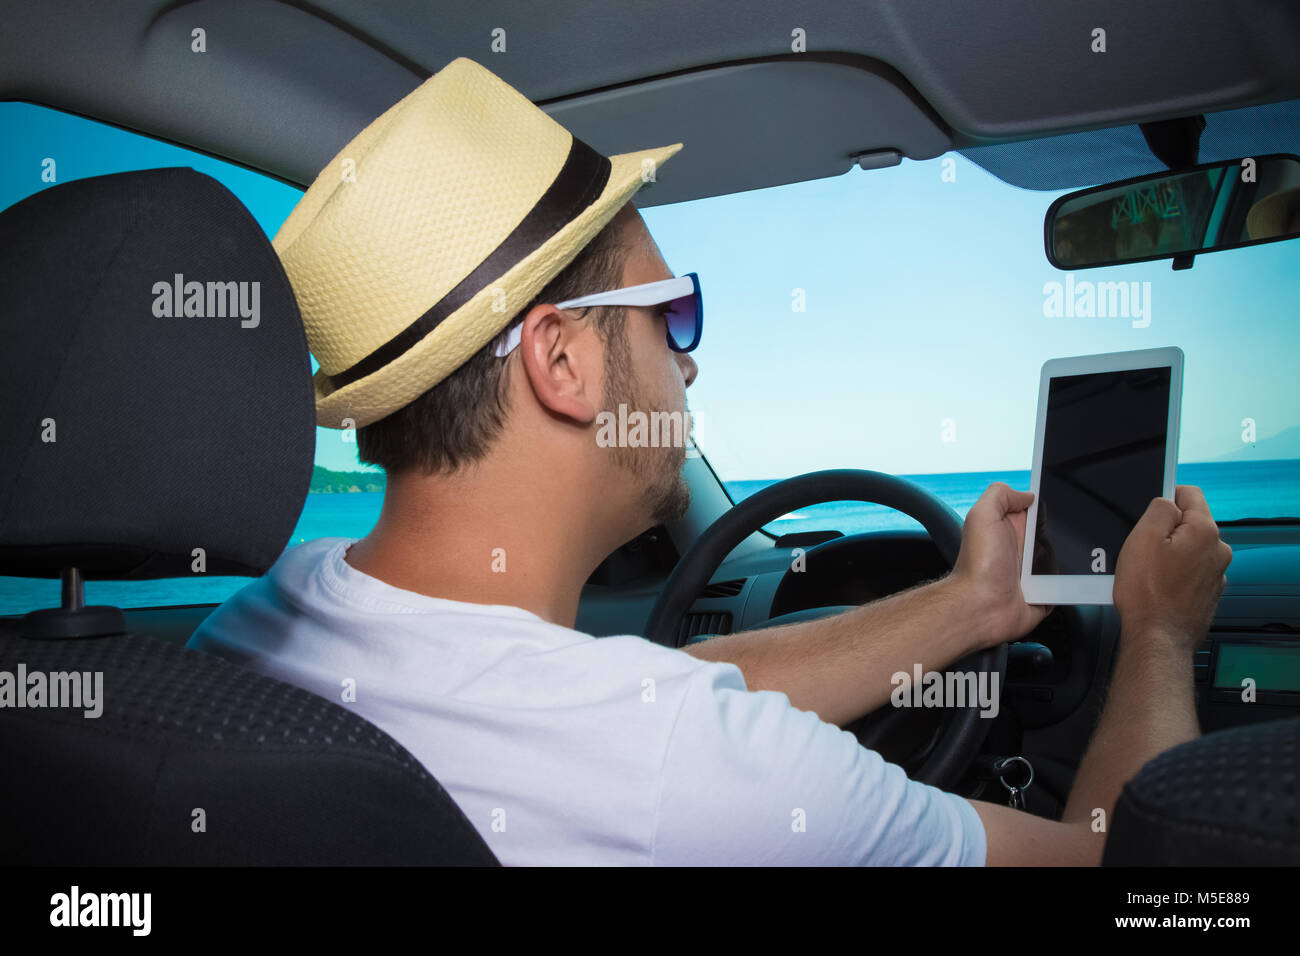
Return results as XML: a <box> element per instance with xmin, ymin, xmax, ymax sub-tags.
<box><xmin>0</xmin><ymin>626</ymin><xmax>498</xmax><ymax>865</ymax></box>
<box><xmin>1103</xmin><ymin>716</ymin><xmax>1300</xmax><ymax>866</ymax></box>
<box><xmin>0</xmin><ymin>168</ymin><xmax>499</xmax><ymax>865</ymax></box>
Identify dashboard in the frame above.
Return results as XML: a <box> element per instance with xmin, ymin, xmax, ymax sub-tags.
<box><xmin>578</xmin><ymin>523</ymin><xmax>1300</xmax><ymax>812</ymax></box>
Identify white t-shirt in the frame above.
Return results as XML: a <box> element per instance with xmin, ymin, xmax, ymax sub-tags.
<box><xmin>188</xmin><ymin>538</ymin><xmax>986</xmax><ymax>866</ymax></box>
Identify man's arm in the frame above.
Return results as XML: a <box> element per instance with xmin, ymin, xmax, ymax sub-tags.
<box><xmin>682</xmin><ymin>483</ymin><xmax>1047</xmax><ymax>728</ymax></box>
<box><xmin>681</xmin><ymin>575</ymin><xmax>989</xmax><ymax>728</ymax></box>
<box><xmin>973</xmin><ymin>486</ymin><xmax>1231</xmax><ymax>865</ymax></box>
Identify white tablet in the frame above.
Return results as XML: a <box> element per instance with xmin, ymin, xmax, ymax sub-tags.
<box><xmin>1021</xmin><ymin>347</ymin><xmax>1183</xmax><ymax>606</ymax></box>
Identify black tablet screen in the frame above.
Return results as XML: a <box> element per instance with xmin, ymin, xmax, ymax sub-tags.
<box><xmin>1032</xmin><ymin>366</ymin><xmax>1171</xmax><ymax>575</ymax></box>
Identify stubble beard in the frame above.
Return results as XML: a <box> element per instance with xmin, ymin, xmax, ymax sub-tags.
<box><xmin>600</xmin><ymin>324</ymin><xmax>692</xmax><ymax>527</ymax></box>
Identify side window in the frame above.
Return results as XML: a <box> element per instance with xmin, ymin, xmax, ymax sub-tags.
<box><xmin>0</xmin><ymin>103</ymin><xmax>383</xmax><ymax>613</ymax></box>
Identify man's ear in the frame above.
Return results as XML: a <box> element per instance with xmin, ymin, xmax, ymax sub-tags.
<box><xmin>514</xmin><ymin>304</ymin><xmax>601</xmax><ymax>425</ymax></box>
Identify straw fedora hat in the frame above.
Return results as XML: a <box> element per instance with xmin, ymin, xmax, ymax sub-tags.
<box><xmin>1245</xmin><ymin>186</ymin><xmax>1300</xmax><ymax>242</ymax></box>
<box><xmin>274</xmin><ymin>57</ymin><xmax>682</xmax><ymax>428</ymax></box>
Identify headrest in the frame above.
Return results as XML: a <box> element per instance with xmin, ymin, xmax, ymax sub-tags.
<box><xmin>1104</xmin><ymin>715</ymin><xmax>1300</xmax><ymax>865</ymax></box>
<box><xmin>0</xmin><ymin>168</ymin><xmax>314</xmax><ymax>579</ymax></box>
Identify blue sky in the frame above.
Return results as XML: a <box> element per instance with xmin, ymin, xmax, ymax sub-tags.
<box><xmin>5</xmin><ymin>101</ymin><xmax>1298</xmax><ymax>482</ymax></box>
<box><xmin>639</xmin><ymin>158</ymin><xmax>1300</xmax><ymax>479</ymax></box>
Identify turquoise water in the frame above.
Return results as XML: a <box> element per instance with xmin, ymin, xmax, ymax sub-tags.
<box><xmin>728</xmin><ymin>459</ymin><xmax>1300</xmax><ymax>536</ymax></box>
<box><xmin>2</xmin><ymin>459</ymin><xmax>1296</xmax><ymax>613</ymax></box>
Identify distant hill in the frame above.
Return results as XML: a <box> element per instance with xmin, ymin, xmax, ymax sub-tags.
<box><xmin>310</xmin><ymin>465</ymin><xmax>386</xmax><ymax>493</ymax></box>
<box><xmin>1211</xmin><ymin>425</ymin><xmax>1300</xmax><ymax>463</ymax></box>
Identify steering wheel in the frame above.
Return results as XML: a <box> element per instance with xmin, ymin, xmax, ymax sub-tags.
<box><xmin>644</xmin><ymin>468</ymin><xmax>1008</xmax><ymax>790</ymax></box>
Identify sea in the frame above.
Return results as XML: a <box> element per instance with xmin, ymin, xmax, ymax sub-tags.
<box><xmin>2</xmin><ymin>459</ymin><xmax>1296</xmax><ymax>614</ymax></box>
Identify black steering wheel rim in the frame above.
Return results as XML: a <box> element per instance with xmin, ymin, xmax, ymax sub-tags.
<box><xmin>644</xmin><ymin>468</ymin><xmax>1007</xmax><ymax>789</ymax></box>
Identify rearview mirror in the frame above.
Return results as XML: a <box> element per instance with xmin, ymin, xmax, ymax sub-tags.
<box><xmin>1045</xmin><ymin>153</ymin><xmax>1300</xmax><ymax>270</ymax></box>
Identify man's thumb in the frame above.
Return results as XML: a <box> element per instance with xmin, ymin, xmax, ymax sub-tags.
<box><xmin>997</xmin><ymin>485</ymin><xmax>1034</xmax><ymax>512</ymax></box>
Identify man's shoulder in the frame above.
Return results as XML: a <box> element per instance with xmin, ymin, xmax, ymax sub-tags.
<box><xmin>186</xmin><ymin>538</ymin><xmax>347</xmax><ymax>653</ymax></box>
<box><xmin>184</xmin><ymin>535</ymin><xmax>733</xmax><ymax>700</ymax></box>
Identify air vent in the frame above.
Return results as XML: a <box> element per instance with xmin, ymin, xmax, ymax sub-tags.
<box><xmin>677</xmin><ymin>611</ymin><xmax>733</xmax><ymax>644</ymax></box>
<box><xmin>699</xmin><ymin>579</ymin><xmax>745</xmax><ymax>598</ymax></box>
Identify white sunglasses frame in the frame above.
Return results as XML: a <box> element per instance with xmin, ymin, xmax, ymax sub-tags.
<box><xmin>494</xmin><ymin>274</ymin><xmax>697</xmax><ymax>357</ymax></box>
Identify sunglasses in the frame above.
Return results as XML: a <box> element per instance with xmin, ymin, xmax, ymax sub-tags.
<box><xmin>495</xmin><ymin>272</ymin><xmax>703</xmax><ymax>356</ymax></box>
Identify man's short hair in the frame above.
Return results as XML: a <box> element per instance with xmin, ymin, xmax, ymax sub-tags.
<box><xmin>357</xmin><ymin>214</ymin><xmax>630</xmax><ymax>475</ymax></box>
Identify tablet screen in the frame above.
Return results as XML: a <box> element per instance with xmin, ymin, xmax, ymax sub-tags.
<box><xmin>1032</xmin><ymin>366</ymin><xmax>1171</xmax><ymax>575</ymax></box>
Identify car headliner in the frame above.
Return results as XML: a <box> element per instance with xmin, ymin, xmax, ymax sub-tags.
<box><xmin>2</xmin><ymin>0</ymin><xmax>1299</xmax><ymax>202</ymax></box>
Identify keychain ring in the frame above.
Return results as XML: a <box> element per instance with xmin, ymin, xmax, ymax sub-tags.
<box><xmin>997</xmin><ymin>756</ymin><xmax>1034</xmax><ymax>791</ymax></box>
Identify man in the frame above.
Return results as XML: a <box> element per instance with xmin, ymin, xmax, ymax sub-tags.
<box><xmin>190</xmin><ymin>58</ymin><xmax>1232</xmax><ymax>865</ymax></box>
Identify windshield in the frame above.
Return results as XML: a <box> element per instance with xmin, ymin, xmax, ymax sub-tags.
<box><xmin>2</xmin><ymin>104</ymin><xmax>1297</xmax><ymax>614</ymax></box>
<box><xmin>640</xmin><ymin>155</ymin><xmax>1300</xmax><ymax>536</ymax></box>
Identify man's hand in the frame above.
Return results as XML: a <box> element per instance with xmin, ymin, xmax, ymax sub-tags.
<box><xmin>977</xmin><ymin>485</ymin><xmax>1234</xmax><ymax>866</ymax></box>
<box><xmin>683</xmin><ymin>482</ymin><xmax>1044</xmax><ymax>723</ymax></box>
<box><xmin>949</xmin><ymin>482</ymin><xmax>1051</xmax><ymax>648</ymax></box>
<box><xmin>1113</xmin><ymin>485</ymin><xmax>1233</xmax><ymax>652</ymax></box>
